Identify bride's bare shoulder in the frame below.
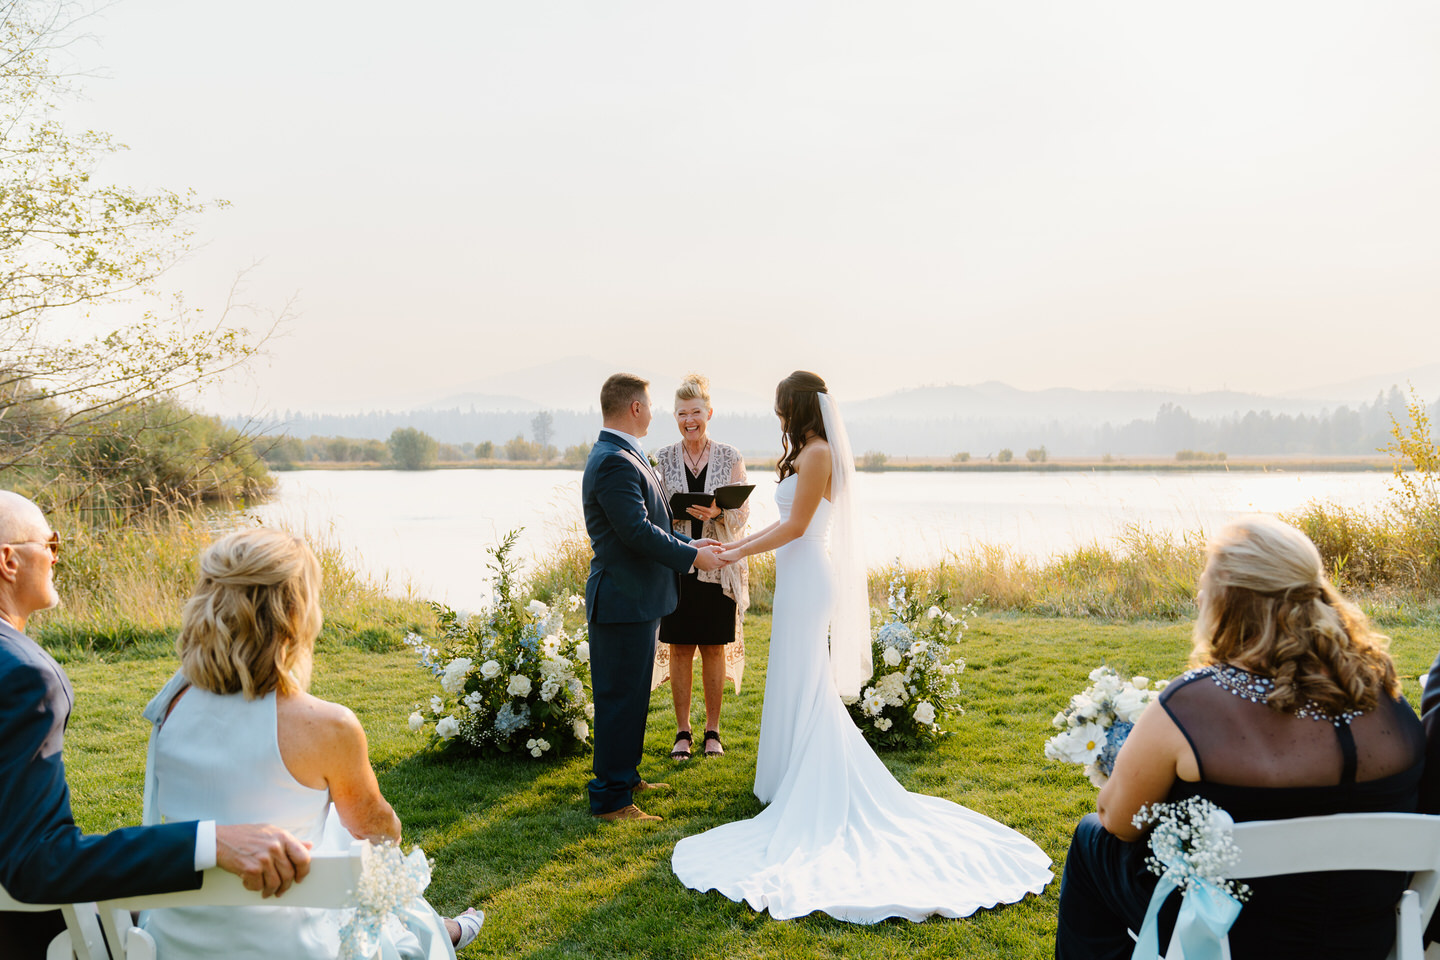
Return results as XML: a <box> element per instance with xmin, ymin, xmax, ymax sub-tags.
<box><xmin>796</xmin><ymin>439</ymin><xmax>831</xmax><ymax>468</ymax></box>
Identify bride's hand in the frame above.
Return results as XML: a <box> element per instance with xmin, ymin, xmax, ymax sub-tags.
<box><xmin>717</xmin><ymin>548</ymin><xmax>743</xmax><ymax>565</ymax></box>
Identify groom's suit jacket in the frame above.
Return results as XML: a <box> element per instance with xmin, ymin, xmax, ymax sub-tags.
<box><xmin>582</xmin><ymin>431</ymin><xmax>697</xmax><ymax>623</ymax></box>
<box><xmin>0</xmin><ymin>620</ymin><xmax>200</xmax><ymax>917</ymax></box>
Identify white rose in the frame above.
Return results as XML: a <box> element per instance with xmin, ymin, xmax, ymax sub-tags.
<box><xmin>441</xmin><ymin>657</ymin><xmax>473</xmax><ymax>694</ymax></box>
<box><xmin>436</xmin><ymin>716</ymin><xmax>459</xmax><ymax>740</ymax></box>
<box><xmin>507</xmin><ymin>674</ymin><xmax>533</xmax><ymax>697</ymax></box>
<box><xmin>912</xmin><ymin>701</ymin><xmax>937</xmax><ymax>725</ymax></box>
<box><xmin>882</xmin><ymin>647</ymin><xmax>902</xmax><ymax>667</ymax></box>
<box><xmin>1131</xmin><ymin>676</ymin><xmax>1150</xmax><ymax>690</ymax></box>
<box><xmin>407</xmin><ymin>711</ymin><xmax>425</xmax><ymax>732</ymax></box>
<box><xmin>527</xmin><ymin>599</ymin><xmax>549</xmax><ymax>617</ymax></box>
<box><xmin>574</xmin><ymin>641</ymin><xmax>590</xmax><ymax>663</ymax></box>
<box><xmin>874</xmin><ymin>717</ymin><xmax>893</xmax><ymax>731</ymax></box>
<box><xmin>1114</xmin><ymin>686</ymin><xmax>1149</xmax><ymax>724</ymax></box>
<box><xmin>573</xmin><ymin>719</ymin><xmax>589</xmax><ymax>740</ymax></box>
<box><xmin>925</xmin><ymin>605</ymin><xmax>943</xmax><ymax>620</ymax></box>
<box><xmin>584</xmin><ymin>702</ymin><xmax>595</xmax><ymax>719</ymax></box>
<box><xmin>480</xmin><ymin>659</ymin><xmax>501</xmax><ymax>679</ymax></box>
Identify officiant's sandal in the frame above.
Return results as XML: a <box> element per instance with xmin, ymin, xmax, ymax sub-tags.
<box><xmin>703</xmin><ymin>729</ymin><xmax>724</xmax><ymax>757</ymax></box>
<box><xmin>450</xmin><ymin>907</ymin><xmax>484</xmax><ymax>951</ymax></box>
<box><xmin>670</xmin><ymin>730</ymin><xmax>693</xmax><ymax>760</ymax></box>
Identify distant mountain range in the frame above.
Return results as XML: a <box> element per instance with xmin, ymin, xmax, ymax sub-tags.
<box><xmin>237</xmin><ymin>356</ymin><xmax>1440</xmax><ymax>458</ymax></box>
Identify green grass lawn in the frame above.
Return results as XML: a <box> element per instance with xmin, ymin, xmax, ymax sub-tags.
<box><xmin>60</xmin><ymin>615</ymin><xmax>1440</xmax><ymax>959</ymax></box>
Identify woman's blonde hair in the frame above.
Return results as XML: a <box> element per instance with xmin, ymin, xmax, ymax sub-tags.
<box><xmin>1191</xmin><ymin>514</ymin><xmax>1398</xmax><ymax>715</ymax></box>
<box><xmin>675</xmin><ymin>373</ymin><xmax>712</xmax><ymax>408</ymax></box>
<box><xmin>178</xmin><ymin>527</ymin><xmax>323</xmax><ymax>699</ymax></box>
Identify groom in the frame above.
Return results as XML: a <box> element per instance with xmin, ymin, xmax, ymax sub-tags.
<box><xmin>582</xmin><ymin>373</ymin><xmax>725</xmax><ymax>822</ymax></box>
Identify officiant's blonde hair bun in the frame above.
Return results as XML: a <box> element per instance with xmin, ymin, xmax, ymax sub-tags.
<box><xmin>675</xmin><ymin>373</ymin><xmax>712</xmax><ymax>408</ymax></box>
<box><xmin>178</xmin><ymin>528</ymin><xmax>322</xmax><ymax>699</ymax></box>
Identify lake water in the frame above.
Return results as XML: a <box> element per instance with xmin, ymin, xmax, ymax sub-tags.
<box><xmin>252</xmin><ymin>468</ymin><xmax>1394</xmax><ymax>610</ymax></box>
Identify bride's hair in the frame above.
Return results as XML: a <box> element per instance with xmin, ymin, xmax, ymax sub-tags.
<box><xmin>775</xmin><ymin>370</ymin><xmax>827</xmax><ymax>481</ymax></box>
<box><xmin>178</xmin><ymin>528</ymin><xmax>323</xmax><ymax>700</ymax></box>
<box><xmin>1191</xmin><ymin>514</ymin><xmax>1398</xmax><ymax>715</ymax></box>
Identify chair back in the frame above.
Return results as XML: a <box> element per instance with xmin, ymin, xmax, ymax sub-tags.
<box><xmin>1174</xmin><ymin>812</ymin><xmax>1440</xmax><ymax>960</ymax></box>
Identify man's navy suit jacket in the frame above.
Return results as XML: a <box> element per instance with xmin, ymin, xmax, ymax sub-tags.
<box><xmin>0</xmin><ymin>619</ymin><xmax>200</xmax><ymax>906</ymax></box>
<box><xmin>582</xmin><ymin>432</ymin><xmax>697</xmax><ymax>623</ymax></box>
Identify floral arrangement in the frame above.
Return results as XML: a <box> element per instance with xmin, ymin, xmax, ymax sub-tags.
<box><xmin>846</xmin><ymin>567</ymin><xmax>972</xmax><ymax>750</ymax></box>
<box><xmin>405</xmin><ymin>531</ymin><xmax>592</xmax><ymax>758</ymax></box>
<box><xmin>1133</xmin><ymin>797</ymin><xmax>1251</xmax><ymax>902</ymax></box>
<box><xmin>1044</xmin><ymin>666</ymin><xmax>1166</xmax><ymax>786</ymax></box>
<box><xmin>337</xmin><ymin>840</ymin><xmax>434</xmax><ymax>960</ymax></box>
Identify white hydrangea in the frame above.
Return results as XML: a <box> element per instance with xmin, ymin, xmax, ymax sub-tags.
<box><xmin>584</xmin><ymin>702</ymin><xmax>595</xmax><ymax>720</ymax></box>
<box><xmin>567</xmin><ymin>678</ymin><xmax>583</xmax><ymax>698</ymax></box>
<box><xmin>874</xmin><ymin>672</ymin><xmax>909</xmax><ymax>706</ymax></box>
<box><xmin>440</xmin><ymin>657</ymin><xmax>473</xmax><ymax>694</ymax></box>
<box><xmin>430</xmin><ymin>695</ymin><xmax>444</xmax><ymax>715</ymax></box>
<box><xmin>463</xmin><ymin>691</ymin><xmax>483</xmax><ymax>713</ymax></box>
<box><xmin>540</xmin><ymin>679</ymin><xmax>561</xmax><ymax>702</ymax></box>
<box><xmin>436</xmin><ymin>716</ymin><xmax>460</xmax><ymax>739</ymax></box>
<box><xmin>507</xmin><ymin>674</ymin><xmax>532</xmax><ymax>697</ymax></box>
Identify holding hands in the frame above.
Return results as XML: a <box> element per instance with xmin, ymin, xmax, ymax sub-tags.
<box><xmin>692</xmin><ymin>541</ymin><xmax>730</xmax><ymax>571</ymax></box>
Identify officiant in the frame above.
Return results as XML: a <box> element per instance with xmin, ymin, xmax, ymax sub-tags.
<box><xmin>651</xmin><ymin>374</ymin><xmax>750</xmax><ymax>760</ymax></box>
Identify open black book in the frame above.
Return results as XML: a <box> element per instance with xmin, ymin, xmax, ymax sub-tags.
<box><xmin>669</xmin><ymin>483</ymin><xmax>755</xmax><ymax>515</ymax></box>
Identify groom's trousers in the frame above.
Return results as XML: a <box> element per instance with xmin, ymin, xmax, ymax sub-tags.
<box><xmin>587</xmin><ymin>617</ymin><xmax>660</xmax><ymax>815</ymax></box>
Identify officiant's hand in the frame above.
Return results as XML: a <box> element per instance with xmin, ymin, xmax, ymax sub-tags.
<box><xmin>686</xmin><ymin>502</ymin><xmax>722</xmax><ymax>522</ymax></box>
<box><xmin>691</xmin><ymin>538</ymin><xmax>722</xmax><ymax>549</ymax></box>
<box><xmin>693</xmin><ymin>544</ymin><xmax>727</xmax><ymax>571</ymax></box>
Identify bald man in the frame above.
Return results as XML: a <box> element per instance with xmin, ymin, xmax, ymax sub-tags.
<box><xmin>0</xmin><ymin>491</ymin><xmax>312</xmax><ymax>958</ymax></box>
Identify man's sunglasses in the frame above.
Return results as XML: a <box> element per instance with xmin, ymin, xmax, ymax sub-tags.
<box><xmin>4</xmin><ymin>531</ymin><xmax>60</xmax><ymax>559</ymax></box>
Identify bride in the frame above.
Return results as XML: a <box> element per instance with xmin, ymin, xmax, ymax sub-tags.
<box><xmin>670</xmin><ymin>370</ymin><xmax>1052</xmax><ymax>923</ymax></box>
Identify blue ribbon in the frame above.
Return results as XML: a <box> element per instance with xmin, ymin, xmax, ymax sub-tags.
<box><xmin>1131</xmin><ymin>871</ymin><xmax>1242</xmax><ymax>960</ymax></box>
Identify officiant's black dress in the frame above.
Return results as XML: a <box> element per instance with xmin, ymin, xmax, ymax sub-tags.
<box><xmin>1056</xmin><ymin>664</ymin><xmax>1424</xmax><ymax>960</ymax></box>
<box><xmin>659</xmin><ymin>464</ymin><xmax>735</xmax><ymax>646</ymax></box>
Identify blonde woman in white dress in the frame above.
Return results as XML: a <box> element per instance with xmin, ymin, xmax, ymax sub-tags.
<box><xmin>141</xmin><ymin>528</ymin><xmax>482</xmax><ymax>959</ymax></box>
<box><xmin>671</xmin><ymin>370</ymin><xmax>1052</xmax><ymax>923</ymax></box>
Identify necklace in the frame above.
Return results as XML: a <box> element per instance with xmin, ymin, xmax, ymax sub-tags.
<box><xmin>683</xmin><ymin>439</ymin><xmax>710</xmax><ymax>475</ymax></box>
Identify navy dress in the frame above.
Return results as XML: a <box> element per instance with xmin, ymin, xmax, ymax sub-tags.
<box><xmin>1056</xmin><ymin>664</ymin><xmax>1424</xmax><ymax>960</ymax></box>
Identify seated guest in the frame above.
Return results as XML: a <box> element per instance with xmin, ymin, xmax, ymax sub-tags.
<box><xmin>0</xmin><ymin>491</ymin><xmax>311</xmax><ymax>960</ymax></box>
<box><xmin>141</xmin><ymin>528</ymin><xmax>481</xmax><ymax>959</ymax></box>
<box><xmin>1055</xmin><ymin>515</ymin><xmax>1423</xmax><ymax>960</ymax></box>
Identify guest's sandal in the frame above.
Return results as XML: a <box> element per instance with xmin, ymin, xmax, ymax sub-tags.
<box><xmin>703</xmin><ymin>729</ymin><xmax>724</xmax><ymax>757</ymax></box>
<box><xmin>670</xmin><ymin>730</ymin><xmax>693</xmax><ymax>760</ymax></box>
<box><xmin>452</xmin><ymin>907</ymin><xmax>484</xmax><ymax>951</ymax></box>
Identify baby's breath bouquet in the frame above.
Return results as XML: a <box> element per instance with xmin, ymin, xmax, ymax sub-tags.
<box><xmin>845</xmin><ymin>567</ymin><xmax>972</xmax><ymax>750</ymax></box>
<box><xmin>1044</xmin><ymin>666</ymin><xmax>1166</xmax><ymax>787</ymax></box>
<box><xmin>1133</xmin><ymin>797</ymin><xmax>1251</xmax><ymax>903</ymax></box>
<box><xmin>337</xmin><ymin>840</ymin><xmax>433</xmax><ymax>960</ymax></box>
<box><xmin>405</xmin><ymin>531</ymin><xmax>592</xmax><ymax>759</ymax></box>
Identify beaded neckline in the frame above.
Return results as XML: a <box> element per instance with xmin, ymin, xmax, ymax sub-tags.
<box><xmin>1205</xmin><ymin>663</ymin><xmax>1362</xmax><ymax>727</ymax></box>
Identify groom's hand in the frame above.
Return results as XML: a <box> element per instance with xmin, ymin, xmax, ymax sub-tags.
<box><xmin>693</xmin><ymin>544</ymin><xmax>727</xmax><ymax>571</ymax></box>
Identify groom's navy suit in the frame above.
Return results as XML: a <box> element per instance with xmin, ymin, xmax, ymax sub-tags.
<box><xmin>582</xmin><ymin>430</ymin><xmax>698</xmax><ymax>814</ymax></box>
<box><xmin>0</xmin><ymin>619</ymin><xmax>201</xmax><ymax>955</ymax></box>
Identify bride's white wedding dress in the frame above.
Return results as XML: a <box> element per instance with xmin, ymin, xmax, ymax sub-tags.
<box><xmin>671</xmin><ymin>474</ymin><xmax>1053</xmax><ymax>923</ymax></box>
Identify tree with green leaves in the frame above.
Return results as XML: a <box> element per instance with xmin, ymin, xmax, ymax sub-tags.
<box><xmin>388</xmin><ymin>427</ymin><xmax>438</xmax><ymax>470</ymax></box>
<box><xmin>0</xmin><ymin>0</ymin><xmax>274</xmax><ymax>507</ymax></box>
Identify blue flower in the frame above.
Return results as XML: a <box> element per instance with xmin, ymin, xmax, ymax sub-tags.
<box><xmin>494</xmin><ymin>701</ymin><xmax>531</xmax><ymax>737</ymax></box>
<box><xmin>878</xmin><ymin>621</ymin><xmax>915</xmax><ymax>652</ymax></box>
<box><xmin>1097</xmin><ymin>719</ymin><xmax>1133</xmax><ymax>776</ymax></box>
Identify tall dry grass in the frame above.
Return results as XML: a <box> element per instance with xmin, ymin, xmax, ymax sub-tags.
<box><xmin>32</xmin><ymin>508</ymin><xmax>435</xmax><ymax>659</ymax></box>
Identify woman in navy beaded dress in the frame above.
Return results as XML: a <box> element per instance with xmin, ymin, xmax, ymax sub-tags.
<box><xmin>1055</xmin><ymin>515</ymin><xmax>1424</xmax><ymax>960</ymax></box>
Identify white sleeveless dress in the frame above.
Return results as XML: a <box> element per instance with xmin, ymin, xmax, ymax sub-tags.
<box><xmin>141</xmin><ymin>687</ymin><xmax>454</xmax><ymax>960</ymax></box>
<box><xmin>671</xmin><ymin>475</ymin><xmax>1053</xmax><ymax>922</ymax></box>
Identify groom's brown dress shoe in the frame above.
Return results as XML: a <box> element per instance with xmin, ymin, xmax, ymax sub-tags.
<box><xmin>635</xmin><ymin>779</ymin><xmax>670</xmax><ymax>792</ymax></box>
<box><xmin>594</xmin><ymin>804</ymin><xmax>662</xmax><ymax>823</ymax></box>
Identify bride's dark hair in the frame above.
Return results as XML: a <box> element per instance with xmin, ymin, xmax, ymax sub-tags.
<box><xmin>775</xmin><ymin>371</ymin><xmax>828</xmax><ymax>481</ymax></box>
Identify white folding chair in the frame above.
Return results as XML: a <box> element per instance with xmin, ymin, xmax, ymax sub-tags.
<box><xmin>92</xmin><ymin>843</ymin><xmax>365</xmax><ymax>960</ymax></box>
<box><xmin>1153</xmin><ymin>812</ymin><xmax>1440</xmax><ymax>960</ymax></box>
<box><xmin>0</xmin><ymin>879</ymin><xmax>109</xmax><ymax>959</ymax></box>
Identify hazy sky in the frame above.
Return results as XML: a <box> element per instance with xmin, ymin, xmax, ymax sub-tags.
<box><xmin>59</xmin><ymin>0</ymin><xmax>1440</xmax><ymax>413</ymax></box>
